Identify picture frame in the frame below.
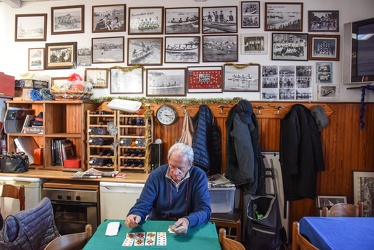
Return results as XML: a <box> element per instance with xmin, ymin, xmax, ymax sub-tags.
<box><xmin>272</xmin><ymin>33</ymin><xmax>308</xmax><ymax>61</ymax></box>
<box><xmin>128</xmin><ymin>7</ymin><xmax>164</xmax><ymax>35</ymax></box>
<box><xmin>265</xmin><ymin>2</ymin><xmax>303</xmax><ymax>31</ymax></box>
<box><xmin>202</xmin><ymin>6</ymin><xmax>238</xmax><ymax>34</ymax></box>
<box><xmin>318</xmin><ymin>84</ymin><xmax>339</xmax><ymax>100</ymax></box>
<box><xmin>240</xmin><ymin>33</ymin><xmax>268</xmax><ymax>55</ymax></box>
<box><xmin>223</xmin><ymin>63</ymin><xmax>260</xmax><ymax>92</ymax></box>
<box><xmin>15</xmin><ymin>14</ymin><xmax>47</xmax><ymax>42</ymax></box>
<box><xmin>28</xmin><ymin>48</ymin><xmax>44</xmax><ymax>71</ymax></box>
<box><xmin>84</xmin><ymin>68</ymin><xmax>108</xmax><ymax>88</ymax></box>
<box><xmin>316</xmin><ymin>62</ymin><xmax>333</xmax><ymax>84</ymax></box>
<box><xmin>45</xmin><ymin>42</ymin><xmax>77</xmax><ymax>70</ymax></box>
<box><xmin>50</xmin><ymin>77</ymin><xmax>68</xmax><ymax>87</ymax></box>
<box><xmin>241</xmin><ymin>1</ymin><xmax>260</xmax><ymax>28</ymax></box>
<box><xmin>164</xmin><ymin>36</ymin><xmax>200</xmax><ymax>63</ymax></box>
<box><xmin>110</xmin><ymin>66</ymin><xmax>143</xmax><ymax>94</ymax></box>
<box><xmin>165</xmin><ymin>7</ymin><xmax>200</xmax><ymax>34</ymax></box>
<box><xmin>77</xmin><ymin>47</ymin><xmax>92</xmax><ymax>67</ymax></box>
<box><xmin>51</xmin><ymin>5</ymin><xmax>85</xmax><ymax>35</ymax></box>
<box><xmin>308</xmin><ymin>10</ymin><xmax>339</xmax><ymax>32</ymax></box>
<box><xmin>309</xmin><ymin>34</ymin><xmax>340</xmax><ymax>61</ymax></box>
<box><xmin>92</xmin><ymin>36</ymin><xmax>124</xmax><ymax>64</ymax></box>
<box><xmin>127</xmin><ymin>37</ymin><xmax>163</xmax><ymax>66</ymax></box>
<box><xmin>187</xmin><ymin>66</ymin><xmax>223</xmax><ymax>93</ymax></box>
<box><xmin>202</xmin><ymin>35</ymin><xmax>238</xmax><ymax>62</ymax></box>
<box><xmin>92</xmin><ymin>4</ymin><xmax>126</xmax><ymax>33</ymax></box>
<box><xmin>316</xmin><ymin>195</ymin><xmax>347</xmax><ymax>208</ymax></box>
<box><xmin>353</xmin><ymin>171</ymin><xmax>374</xmax><ymax>217</ymax></box>
<box><xmin>146</xmin><ymin>68</ymin><xmax>186</xmax><ymax>97</ymax></box>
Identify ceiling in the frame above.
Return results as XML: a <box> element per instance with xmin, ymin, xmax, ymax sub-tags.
<box><xmin>1</xmin><ymin>0</ymin><xmax>55</xmax><ymax>8</ymax></box>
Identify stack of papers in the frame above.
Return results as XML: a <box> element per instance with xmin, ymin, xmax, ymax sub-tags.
<box><xmin>208</xmin><ymin>174</ymin><xmax>235</xmax><ymax>188</ymax></box>
<box><xmin>105</xmin><ymin>222</ymin><xmax>121</xmax><ymax>236</ymax></box>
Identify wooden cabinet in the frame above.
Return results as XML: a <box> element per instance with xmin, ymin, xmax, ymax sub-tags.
<box><xmin>6</xmin><ymin>100</ymin><xmax>97</xmax><ymax>170</ymax></box>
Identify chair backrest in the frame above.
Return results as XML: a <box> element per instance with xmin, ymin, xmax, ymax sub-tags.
<box><xmin>292</xmin><ymin>221</ymin><xmax>318</xmax><ymax>250</ymax></box>
<box><xmin>322</xmin><ymin>201</ymin><xmax>363</xmax><ymax>217</ymax></box>
<box><xmin>44</xmin><ymin>224</ymin><xmax>92</xmax><ymax>250</ymax></box>
<box><xmin>219</xmin><ymin>228</ymin><xmax>245</xmax><ymax>250</ymax></box>
<box><xmin>0</xmin><ymin>184</ymin><xmax>25</xmax><ymax>211</ymax></box>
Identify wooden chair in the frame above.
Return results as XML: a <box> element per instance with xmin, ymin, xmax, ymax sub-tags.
<box><xmin>292</xmin><ymin>221</ymin><xmax>318</xmax><ymax>250</ymax></box>
<box><xmin>219</xmin><ymin>228</ymin><xmax>245</xmax><ymax>250</ymax></box>
<box><xmin>0</xmin><ymin>184</ymin><xmax>25</xmax><ymax>211</ymax></box>
<box><xmin>322</xmin><ymin>201</ymin><xmax>363</xmax><ymax>217</ymax></box>
<box><xmin>44</xmin><ymin>224</ymin><xmax>92</xmax><ymax>250</ymax></box>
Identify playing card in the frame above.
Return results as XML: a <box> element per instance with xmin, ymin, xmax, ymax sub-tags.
<box><xmin>145</xmin><ymin>232</ymin><xmax>156</xmax><ymax>246</ymax></box>
<box><xmin>122</xmin><ymin>238</ymin><xmax>134</xmax><ymax>247</ymax></box>
<box><xmin>157</xmin><ymin>232</ymin><xmax>167</xmax><ymax>246</ymax></box>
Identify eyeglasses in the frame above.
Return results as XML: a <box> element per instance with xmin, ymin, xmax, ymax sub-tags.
<box><xmin>168</xmin><ymin>178</ymin><xmax>189</xmax><ymax>220</ymax></box>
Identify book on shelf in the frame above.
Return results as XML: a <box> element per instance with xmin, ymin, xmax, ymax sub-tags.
<box><xmin>14</xmin><ymin>136</ymin><xmax>39</xmax><ymax>165</ymax></box>
<box><xmin>23</xmin><ymin>126</ymin><xmax>43</xmax><ymax>134</ymax></box>
<box><xmin>21</xmin><ymin>115</ymin><xmax>35</xmax><ymax>133</ymax></box>
<box><xmin>51</xmin><ymin>139</ymin><xmax>75</xmax><ymax>166</ymax></box>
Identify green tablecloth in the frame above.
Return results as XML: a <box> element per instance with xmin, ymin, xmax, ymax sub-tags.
<box><xmin>83</xmin><ymin>219</ymin><xmax>221</xmax><ymax>250</ymax></box>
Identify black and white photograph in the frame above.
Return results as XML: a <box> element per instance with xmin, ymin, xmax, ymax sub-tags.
<box><xmin>279</xmin><ymin>65</ymin><xmax>296</xmax><ymax>100</ymax></box>
<box><xmin>84</xmin><ymin>68</ymin><xmax>108</xmax><ymax>88</ymax></box>
<box><xmin>92</xmin><ymin>4</ymin><xmax>126</xmax><ymax>33</ymax></box>
<box><xmin>203</xmin><ymin>35</ymin><xmax>238</xmax><ymax>62</ymax></box>
<box><xmin>309</xmin><ymin>34</ymin><xmax>340</xmax><ymax>61</ymax></box>
<box><xmin>240</xmin><ymin>33</ymin><xmax>268</xmax><ymax>55</ymax></box>
<box><xmin>224</xmin><ymin>64</ymin><xmax>260</xmax><ymax>92</ymax></box>
<box><xmin>128</xmin><ymin>7</ymin><xmax>164</xmax><ymax>35</ymax></box>
<box><xmin>127</xmin><ymin>37</ymin><xmax>163</xmax><ymax>66</ymax></box>
<box><xmin>272</xmin><ymin>33</ymin><xmax>308</xmax><ymax>61</ymax></box>
<box><xmin>353</xmin><ymin>171</ymin><xmax>374</xmax><ymax>217</ymax></box>
<box><xmin>165</xmin><ymin>36</ymin><xmax>200</xmax><ymax>63</ymax></box>
<box><xmin>45</xmin><ymin>42</ymin><xmax>77</xmax><ymax>70</ymax></box>
<box><xmin>51</xmin><ymin>5</ymin><xmax>84</xmax><ymax>35</ymax></box>
<box><xmin>202</xmin><ymin>6</ymin><xmax>238</xmax><ymax>34</ymax></box>
<box><xmin>265</xmin><ymin>3</ymin><xmax>303</xmax><ymax>31</ymax></box>
<box><xmin>317</xmin><ymin>195</ymin><xmax>347</xmax><ymax>208</ymax></box>
<box><xmin>146</xmin><ymin>68</ymin><xmax>186</xmax><ymax>96</ymax></box>
<box><xmin>92</xmin><ymin>37</ymin><xmax>124</xmax><ymax>64</ymax></box>
<box><xmin>28</xmin><ymin>48</ymin><xmax>44</xmax><ymax>71</ymax></box>
<box><xmin>15</xmin><ymin>14</ymin><xmax>47</xmax><ymax>42</ymax></box>
<box><xmin>295</xmin><ymin>65</ymin><xmax>313</xmax><ymax>100</ymax></box>
<box><xmin>316</xmin><ymin>62</ymin><xmax>333</xmax><ymax>84</ymax></box>
<box><xmin>261</xmin><ymin>65</ymin><xmax>279</xmax><ymax>100</ymax></box>
<box><xmin>308</xmin><ymin>10</ymin><xmax>339</xmax><ymax>32</ymax></box>
<box><xmin>77</xmin><ymin>47</ymin><xmax>92</xmax><ymax>66</ymax></box>
<box><xmin>241</xmin><ymin>1</ymin><xmax>260</xmax><ymax>28</ymax></box>
<box><xmin>165</xmin><ymin>7</ymin><xmax>200</xmax><ymax>34</ymax></box>
<box><xmin>110</xmin><ymin>67</ymin><xmax>143</xmax><ymax>94</ymax></box>
<box><xmin>318</xmin><ymin>84</ymin><xmax>339</xmax><ymax>100</ymax></box>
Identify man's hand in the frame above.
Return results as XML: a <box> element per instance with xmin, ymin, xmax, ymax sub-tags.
<box><xmin>169</xmin><ymin>217</ymin><xmax>189</xmax><ymax>234</ymax></box>
<box><xmin>125</xmin><ymin>214</ymin><xmax>141</xmax><ymax>228</ymax></box>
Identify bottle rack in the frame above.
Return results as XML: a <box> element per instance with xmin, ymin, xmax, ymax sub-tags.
<box><xmin>86</xmin><ymin>110</ymin><xmax>117</xmax><ymax>170</ymax></box>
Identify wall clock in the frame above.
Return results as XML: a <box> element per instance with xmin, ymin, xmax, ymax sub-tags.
<box><xmin>156</xmin><ymin>104</ymin><xmax>178</xmax><ymax>125</ymax></box>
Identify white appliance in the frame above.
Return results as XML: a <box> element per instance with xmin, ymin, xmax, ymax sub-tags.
<box><xmin>100</xmin><ymin>182</ymin><xmax>144</xmax><ymax>222</ymax></box>
<box><xmin>0</xmin><ymin>177</ymin><xmax>46</xmax><ymax>217</ymax></box>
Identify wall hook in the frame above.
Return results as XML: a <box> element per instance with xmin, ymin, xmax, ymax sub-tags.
<box><xmin>255</xmin><ymin>105</ymin><xmax>264</xmax><ymax>115</ymax></box>
<box><xmin>275</xmin><ymin>106</ymin><xmax>284</xmax><ymax>115</ymax></box>
<box><xmin>218</xmin><ymin>105</ymin><xmax>227</xmax><ymax>115</ymax></box>
<box><xmin>181</xmin><ymin>104</ymin><xmax>187</xmax><ymax>114</ymax></box>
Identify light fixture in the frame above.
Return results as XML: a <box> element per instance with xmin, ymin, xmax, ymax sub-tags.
<box><xmin>195</xmin><ymin>0</ymin><xmax>207</xmax><ymax>2</ymax></box>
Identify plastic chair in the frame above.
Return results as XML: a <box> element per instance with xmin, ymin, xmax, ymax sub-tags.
<box><xmin>44</xmin><ymin>224</ymin><xmax>92</xmax><ymax>250</ymax></box>
<box><xmin>322</xmin><ymin>201</ymin><xmax>363</xmax><ymax>217</ymax></box>
<box><xmin>0</xmin><ymin>184</ymin><xmax>25</xmax><ymax>211</ymax></box>
<box><xmin>219</xmin><ymin>228</ymin><xmax>245</xmax><ymax>250</ymax></box>
<box><xmin>292</xmin><ymin>221</ymin><xmax>318</xmax><ymax>250</ymax></box>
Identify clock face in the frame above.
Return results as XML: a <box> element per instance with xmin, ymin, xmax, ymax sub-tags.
<box><xmin>156</xmin><ymin>104</ymin><xmax>178</xmax><ymax>125</ymax></box>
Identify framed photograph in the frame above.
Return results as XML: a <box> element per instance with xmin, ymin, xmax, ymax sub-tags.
<box><xmin>92</xmin><ymin>4</ymin><xmax>126</xmax><ymax>33</ymax></box>
<box><xmin>318</xmin><ymin>84</ymin><xmax>339</xmax><ymax>100</ymax></box>
<box><xmin>15</xmin><ymin>14</ymin><xmax>47</xmax><ymax>42</ymax></box>
<box><xmin>28</xmin><ymin>48</ymin><xmax>44</xmax><ymax>71</ymax></box>
<box><xmin>110</xmin><ymin>67</ymin><xmax>143</xmax><ymax>94</ymax></box>
<box><xmin>316</xmin><ymin>195</ymin><xmax>347</xmax><ymax>208</ymax></box>
<box><xmin>241</xmin><ymin>1</ymin><xmax>260</xmax><ymax>28</ymax></box>
<box><xmin>92</xmin><ymin>37</ymin><xmax>124</xmax><ymax>64</ymax></box>
<box><xmin>165</xmin><ymin>7</ymin><xmax>200</xmax><ymax>34</ymax></box>
<box><xmin>146</xmin><ymin>68</ymin><xmax>186</xmax><ymax>97</ymax></box>
<box><xmin>265</xmin><ymin>3</ymin><xmax>303</xmax><ymax>31</ymax></box>
<box><xmin>309</xmin><ymin>34</ymin><xmax>340</xmax><ymax>61</ymax></box>
<box><xmin>187</xmin><ymin>66</ymin><xmax>223</xmax><ymax>93</ymax></box>
<box><xmin>50</xmin><ymin>77</ymin><xmax>68</xmax><ymax>87</ymax></box>
<box><xmin>316</xmin><ymin>62</ymin><xmax>333</xmax><ymax>84</ymax></box>
<box><xmin>45</xmin><ymin>42</ymin><xmax>77</xmax><ymax>70</ymax></box>
<box><xmin>84</xmin><ymin>68</ymin><xmax>108</xmax><ymax>88</ymax></box>
<box><xmin>203</xmin><ymin>35</ymin><xmax>238</xmax><ymax>62</ymax></box>
<box><xmin>51</xmin><ymin>5</ymin><xmax>85</xmax><ymax>35</ymax></box>
<box><xmin>353</xmin><ymin>171</ymin><xmax>374</xmax><ymax>217</ymax></box>
<box><xmin>308</xmin><ymin>10</ymin><xmax>339</xmax><ymax>32</ymax></box>
<box><xmin>165</xmin><ymin>36</ymin><xmax>200</xmax><ymax>63</ymax></box>
<box><xmin>240</xmin><ymin>33</ymin><xmax>268</xmax><ymax>55</ymax></box>
<box><xmin>272</xmin><ymin>33</ymin><xmax>308</xmax><ymax>61</ymax></box>
<box><xmin>77</xmin><ymin>47</ymin><xmax>92</xmax><ymax>67</ymax></box>
<box><xmin>202</xmin><ymin>6</ymin><xmax>238</xmax><ymax>34</ymax></box>
<box><xmin>127</xmin><ymin>37</ymin><xmax>163</xmax><ymax>66</ymax></box>
<box><xmin>224</xmin><ymin>64</ymin><xmax>260</xmax><ymax>92</ymax></box>
<box><xmin>128</xmin><ymin>7</ymin><xmax>164</xmax><ymax>35</ymax></box>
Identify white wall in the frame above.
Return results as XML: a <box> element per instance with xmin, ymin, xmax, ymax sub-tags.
<box><xmin>0</xmin><ymin>0</ymin><xmax>373</xmax><ymax>102</ymax></box>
